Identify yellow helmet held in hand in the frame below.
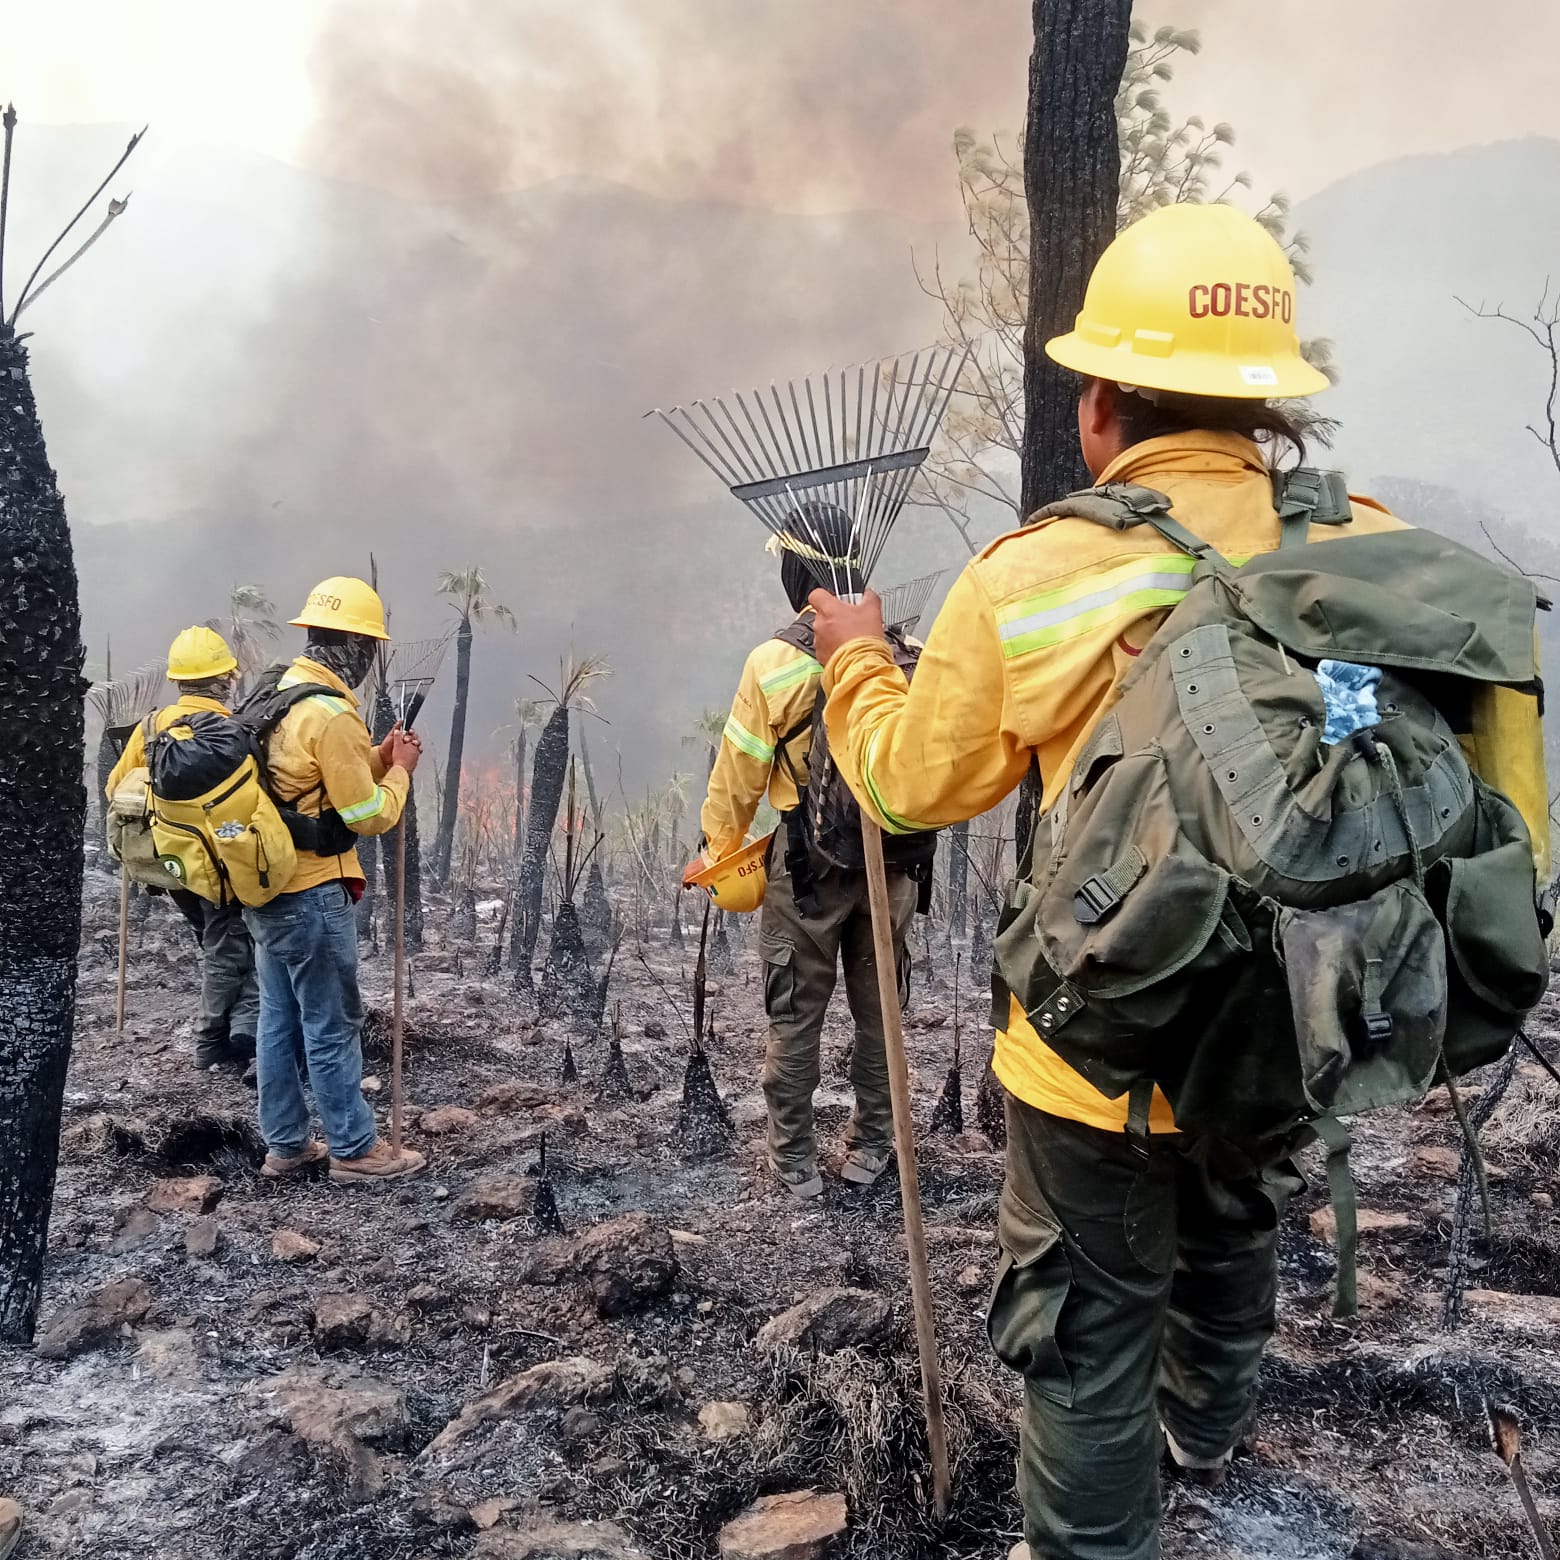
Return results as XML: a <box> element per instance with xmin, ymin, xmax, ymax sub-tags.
<box><xmin>686</xmin><ymin>832</ymin><xmax>773</xmax><ymax>914</ymax></box>
<box><xmin>166</xmin><ymin>625</ymin><xmax>238</xmax><ymax>682</ymax></box>
<box><xmin>290</xmin><ymin>576</ymin><xmax>390</xmax><ymax>640</ymax></box>
<box><xmin>1046</xmin><ymin>203</ymin><xmax>1329</xmax><ymax>401</ymax></box>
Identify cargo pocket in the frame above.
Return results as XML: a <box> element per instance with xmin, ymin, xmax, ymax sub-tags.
<box><xmin>761</xmin><ymin>934</ymin><xmax>798</xmax><ymax>1023</ymax></box>
<box><xmin>986</xmin><ymin>1182</ymin><xmax>1075</xmax><ymax>1407</ymax></box>
<box><xmin>1278</xmin><ymin>881</ymin><xmax>1446</xmax><ymax>1116</ymax></box>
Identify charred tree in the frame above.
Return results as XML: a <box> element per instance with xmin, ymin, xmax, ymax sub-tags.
<box><xmin>1014</xmin><ymin>2</ymin><xmax>1130</xmax><ymax>871</ymax></box>
<box><xmin>512</xmin><ymin>723</ymin><xmax>528</xmax><ymax>860</ymax></box>
<box><xmin>947</xmin><ymin>818</ymin><xmax>970</xmax><ymax>940</ymax></box>
<box><xmin>510</xmin><ymin>701</ymin><xmax>569</xmax><ymax>989</ymax></box>
<box><xmin>0</xmin><ymin>325</ymin><xmax>88</xmax><ymax>1343</ymax></box>
<box><xmin>1020</xmin><ymin>0</ymin><xmax>1133</xmax><ymax>516</ymax></box>
<box><xmin>401</xmin><ymin>786</ymin><xmax>424</xmax><ymax>950</ymax></box>
<box><xmin>431</xmin><ymin>611</ymin><xmax>473</xmax><ymax>889</ymax></box>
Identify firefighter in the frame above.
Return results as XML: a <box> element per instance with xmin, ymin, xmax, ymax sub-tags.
<box><xmin>810</xmin><ymin>204</ymin><xmax>1408</xmax><ymax>1559</ymax></box>
<box><xmin>106</xmin><ymin>625</ymin><xmax>260</xmax><ymax>1075</ymax></box>
<box><xmin>243</xmin><ymin>577</ymin><xmax>426</xmax><ymax>1185</ymax></box>
<box><xmin>688</xmin><ymin>505</ymin><xmax>918</xmax><ymax>1200</ymax></box>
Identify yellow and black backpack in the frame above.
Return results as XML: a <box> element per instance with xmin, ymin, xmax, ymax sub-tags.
<box><xmin>144</xmin><ymin>683</ymin><xmax>346</xmax><ymax>906</ymax></box>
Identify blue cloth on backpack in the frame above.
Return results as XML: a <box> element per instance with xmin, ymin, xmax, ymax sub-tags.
<box><xmin>1315</xmin><ymin>658</ymin><xmax>1383</xmax><ymax>744</ymax></box>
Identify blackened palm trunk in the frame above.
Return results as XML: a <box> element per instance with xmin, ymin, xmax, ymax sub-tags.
<box><xmin>1020</xmin><ymin>0</ymin><xmax>1133</xmax><ymax>516</ymax></box>
<box><xmin>0</xmin><ymin>328</ymin><xmax>87</xmax><ymax>1342</ymax></box>
<box><xmin>431</xmin><ymin>615</ymin><xmax>472</xmax><ymax>890</ymax></box>
<box><xmin>400</xmin><ymin>784</ymin><xmax>424</xmax><ymax>950</ymax></box>
<box><xmin>509</xmin><ymin>702</ymin><xmax>569</xmax><ymax>986</ymax></box>
<box><xmin>512</xmin><ymin>727</ymin><xmax>528</xmax><ymax>861</ymax></box>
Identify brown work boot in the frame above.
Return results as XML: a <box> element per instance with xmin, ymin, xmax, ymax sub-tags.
<box><xmin>770</xmin><ymin>1158</ymin><xmax>824</xmax><ymax>1201</ymax></box>
<box><xmin>260</xmin><ymin>1140</ymin><xmax>329</xmax><ymax>1179</ymax></box>
<box><xmin>840</xmin><ymin>1146</ymin><xmax>892</xmax><ymax>1187</ymax></box>
<box><xmin>0</xmin><ymin>1498</ymin><xmax>21</xmax><ymax>1560</ymax></box>
<box><xmin>330</xmin><ymin>1140</ymin><xmax>427</xmax><ymax>1185</ymax></box>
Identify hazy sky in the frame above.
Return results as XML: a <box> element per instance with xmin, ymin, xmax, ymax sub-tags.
<box><xmin>15</xmin><ymin>0</ymin><xmax>1560</xmax><ymax>216</ymax></box>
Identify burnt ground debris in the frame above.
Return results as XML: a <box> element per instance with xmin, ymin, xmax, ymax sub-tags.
<box><xmin>2</xmin><ymin>871</ymin><xmax>1559</xmax><ymax>1558</ymax></box>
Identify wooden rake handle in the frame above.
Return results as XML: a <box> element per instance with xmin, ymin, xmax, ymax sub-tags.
<box><xmin>861</xmin><ymin>814</ymin><xmax>952</xmax><ymax>1519</ymax></box>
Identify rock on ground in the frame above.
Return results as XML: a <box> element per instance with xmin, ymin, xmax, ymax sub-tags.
<box><xmin>571</xmin><ymin>1213</ymin><xmax>678</xmax><ymax>1317</ymax></box>
<box><xmin>256</xmin><ymin>1362</ymin><xmax>408</xmax><ymax>1499</ymax></box>
<box><xmin>184</xmin><ymin>1216</ymin><xmax>221</xmax><ymax>1257</ymax></box>
<box><xmin>36</xmin><ymin>1276</ymin><xmax>155</xmax><ymax>1360</ymax></box>
<box><xmin>474</xmin><ymin>1516</ymin><xmax>639</xmax><ymax>1558</ymax></box>
<box><xmin>420</xmin><ymin>1104</ymin><xmax>478</xmax><ymax>1135</ymax></box>
<box><xmin>1307</xmin><ymin>1207</ymin><xmax>1420</xmax><ymax>1243</ymax></box>
<box><xmin>453</xmin><ymin>1176</ymin><xmax>536</xmax><ymax>1221</ymax></box>
<box><xmin>425</xmin><ymin>1357</ymin><xmax>612</xmax><ymax>1457</ymax></box>
<box><xmin>717</xmin><ymin>1489</ymin><xmax>849</xmax><ymax>1560</ymax></box>
<box><xmin>272</xmin><ymin>1229</ymin><xmax>322</xmax><ymax>1263</ymax></box>
<box><xmin>107</xmin><ymin>1204</ymin><xmax>161</xmax><ymax>1253</ymax></box>
<box><xmin>699</xmin><ymin>1401</ymin><xmax>752</xmax><ymax>1441</ymax></box>
<box><xmin>313</xmin><ymin>1293</ymin><xmax>379</xmax><ymax>1351</ymax></box>
<box><xmin>756</xmin><ymin>1288</ymin><xmax>894</xmax><ymax>1354</ymax></box>
<box><xmin>144</xmin><ymin>1175</ymin><xmax>224</xmax><ymax>1214</ymax></box>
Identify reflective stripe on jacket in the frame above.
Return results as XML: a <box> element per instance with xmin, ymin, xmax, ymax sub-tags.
<box><xmin>265</xmin><ymin>657</ymin><xmax>409</xmax><ymax>892</ymax></box>
<box><xmin>822</xmin><ymin>430</ymin><xmax>1409</xmax><ymax>1132</ymax></box>
<box><xmin>699</xmin><ymin>618</ymin><xmax>822</xmax><ymax>861</ymax></box>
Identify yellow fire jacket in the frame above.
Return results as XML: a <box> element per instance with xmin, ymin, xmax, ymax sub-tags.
<box><xmin>822</xmin><ymin>430</ymin><xmax>1408</xmax><ymax>1133</ymax></box>
<box><xmin>264</xmin><ymin>657</ymin><xmax>409</xmax><ymax>892</ymax></box>
<box><xmin>105</xmin><ymin>693</ymin><xmax>230</xmax><ymax>798</ymax></box>
<box><xmin>699</xmin><ymin>617</ymin><xmax>822</xmax><ymax>860</ymax></box>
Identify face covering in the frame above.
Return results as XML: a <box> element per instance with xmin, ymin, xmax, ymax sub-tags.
<box><xmin>306</xmin><ymin>636</ymin><xmax>376</xmax><ymax>690</ymax></box>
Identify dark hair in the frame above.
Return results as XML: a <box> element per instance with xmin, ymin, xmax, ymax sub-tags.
<box><xmin>1106</xmin><ymin>381</ymin><xmax>1310</xmax><ymax>467</ymax></box>
<box><xmin>178</xmin><ymin>672</ymin><xmax>234</xmax><ymax>698</ymax></box>
<box><xmin>778</xmin><ymin>500</ymin><xmax>865</xmax><ymax>611</ymax></box>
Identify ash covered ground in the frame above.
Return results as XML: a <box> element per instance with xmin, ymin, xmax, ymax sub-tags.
<box><xmin>3</xmin><ymin>872</ymin><xmax>1559</xmax><ymax>1560</ymax></box>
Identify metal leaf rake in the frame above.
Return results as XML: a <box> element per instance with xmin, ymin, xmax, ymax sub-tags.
<box><xmin>650</xmin><ymin>343</ymin><xmax>973</xmax><ymax>595</ymax></box>
<box><xmin>879</xmin><ymin>569</ymin><xmax>946</xmax><ymax>637</ymax></box>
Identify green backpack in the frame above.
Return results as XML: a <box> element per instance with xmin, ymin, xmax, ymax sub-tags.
<box><xmin>994</xmin><ymin>474</ymin><xmax>1551</xmax><ymax>1310</ymax></box>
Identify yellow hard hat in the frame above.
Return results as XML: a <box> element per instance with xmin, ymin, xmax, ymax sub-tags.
<box><xmin>290</xmin><ymin>576</ymin><xmax>389</xmax><ymax>640</ymax></box>
<box><xmin>686</xmin><ymin>832</ymin><xmax>773</xmax><ymax>914</ymax></box>
<box><xmin>166</xmin><ymin>625</ymin><xmax>237</xmax><ymax>681</ymax></box>
<box><xmin>1046</xmin><ymin>203</ymin><xmax>1330</xmax><ymax>401</ymax></box>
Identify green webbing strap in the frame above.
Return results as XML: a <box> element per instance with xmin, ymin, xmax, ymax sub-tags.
<box><xmin>1313</xmin><ymin>1116</ymin><xmax>1359</xmax><ymax>1318</ymax></box>
<box><xmin>1126</xmin><ymin>1078</ymin><xmax>1156</xmax><ymax>1141</ymax></box>
<box><xmin>1033</xmin><ymin>483</ymin><xmax>1235</xmax><ymax>574</ymax></box>
<box><xmin>1273</xmin><ymin>467</ymin><xmax>1353</xmax><ymax>550</ymax></box>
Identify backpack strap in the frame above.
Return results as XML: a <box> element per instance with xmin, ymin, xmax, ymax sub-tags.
<box><xmin>1312</xmin><ymin>1116</ymin><xmax>1359</xmax><ymax>1319</ymax></box>
<box><xmin>1271</xmin><ymin>467</ymin><xmax>1352</xmax><ymax>550</ymax></box>
<box><xmin>1031</xmin><ymin>483</ymin><xmax>1233</xmax><ymax>571</ymax></box>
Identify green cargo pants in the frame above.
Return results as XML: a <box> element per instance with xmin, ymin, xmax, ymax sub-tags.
<box><xmin>988</xmin><ymin>1093</ymin><xmax>1303</xmax><ymax>1560</ymax></box>
<box><xmin>174</xmin><ymin>892</ymin><xmax>260</xmax><ymax>1066</ymax></box>
<box><xmin>758</xmin><ymin>841</ymin><xmax>916</xmax><ymax>1173</ymax></box>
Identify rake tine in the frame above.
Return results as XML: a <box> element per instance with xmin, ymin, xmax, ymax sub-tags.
<box><xmin>864</xmin><ymin>358</ymin><xmax>884</xmax><ymax>463</ymax></box>
<box><xmin>787</xmin><ymin>481</ymin><xmax>841</xmax><ymax>598</ymax></box>
<box><xmin>730</xmin><ymin>392</ymin><xmax>785</xmax><ymax>482</ymax></box>
<box><xmin>853</xmin><ymin>363</ymin><xmax>867</xmax><ymax>469</ymax></box>
<box><xmin>663</xmin><ymin>407</ymin><xmax>744</xmax><ymax>488</ymax></box>
<box><xmin>749</xmin><ymin>389</ymin><xmax>794</xmax><ymax>483</ymax></box>
<box><xmin>769</xmin><ymin>381</ymin><xmax>805</xmax><ymax>473</ymax></box>
<box><xmin>692</xmin><ymin>400</ymin><xmax>763</xmax><ymax>487</ymax></box>
<box><xmin>803</xmin><ymin>378</ymin><xmax>825</xmax><ymax>486</ymax></box>
<box><xmin>780</xmin><ymin>380</ymin><xmax>817</xmax><ymax>471</ymax></box>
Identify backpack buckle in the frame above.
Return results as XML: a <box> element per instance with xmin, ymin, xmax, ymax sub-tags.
<box><xmin>1074</xmin><ymin>874</ymin><xmax>1123</xmax><ymax>925</ymax></box>
<box><xmin>1359</xmin><ymin>1009</ymin><xmax>1394</xmax><ymax>1056</ymax></box>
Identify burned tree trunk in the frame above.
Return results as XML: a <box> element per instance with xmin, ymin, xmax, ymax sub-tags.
<box><xmin>512</xmin><ymin>726</ymin><xmax>528</xmax><ymax>863</ymax></box>
<box><xmin>1020</xmin><ymin>0</ymin><xmax>1133</xmax><ymax>516</ymax></box>
<box><xmin>0</xmin><ymin>327</ymin><xmax>87</xmax><ymax>1343</ymax></box>
<box><xmin>400</xmin><ymin>786</ymin><xmax>424</xmax><ymax>951</ymax></box>
<box><xmin>947</xmin><ymin>817</ymin><xmax>970</xmax><ymax>939</ymax></box>
<box><xmin>431</xmin><ymin>614</ymin><xmax>472</xmax><ymax>890</ymax></box>
<box><xmin>509</xmin><ymin>701</ymin><xmax>569</xmax><ymax>987</ymax></box>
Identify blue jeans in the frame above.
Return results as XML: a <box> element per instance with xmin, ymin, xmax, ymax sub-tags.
<box><xmin>244</xmin><ymin>882</ymin><xmax>377</xmax><ymax>1160</ymax></box>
